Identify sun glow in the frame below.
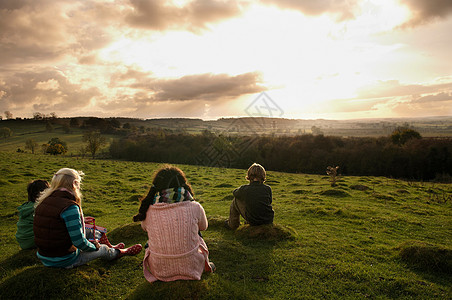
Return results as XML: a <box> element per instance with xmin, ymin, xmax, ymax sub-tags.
<box><xmin>95</xmin><ymin>0</ymin><xmax>446</xmax><ymax>119</ymax></box>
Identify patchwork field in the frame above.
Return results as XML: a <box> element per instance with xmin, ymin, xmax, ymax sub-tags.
<box><xmin>0</xmin><ymin>151</ymin><xmax>451</xmax><ymax>299</ymax></box>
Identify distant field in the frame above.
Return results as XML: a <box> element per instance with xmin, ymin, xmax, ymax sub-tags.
<box><xmin>0</xmin><ymin>121</ymin><xmax>116</xmax><ymax>155</ymax></box>
<box><xmin>1</xmin><ymin>152</ymin><xmax>451</xmax><ymax>299</ymax></box>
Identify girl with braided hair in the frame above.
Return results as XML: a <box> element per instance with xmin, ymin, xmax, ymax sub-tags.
<box><xmin>133</xmin><ymin>165</ymin><xmax>215</xmax><ymax>282</ymax></box>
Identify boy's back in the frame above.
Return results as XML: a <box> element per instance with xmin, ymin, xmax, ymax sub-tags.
<box><xmin>233</xmin><ymin>181</ymin><xmax>274</xmax><ymax>226</ymax></box>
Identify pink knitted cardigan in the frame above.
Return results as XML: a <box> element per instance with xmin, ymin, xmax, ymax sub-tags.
<box><xmin>141</xmin><ymin>201</ymin><xmax>211</xmax><ymax>282</ymax></box>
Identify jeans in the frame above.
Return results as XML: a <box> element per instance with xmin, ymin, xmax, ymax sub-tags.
<box><xmin>65</xmin><ymin>245</ymin><xmax>119</xmax><ymax>268</ymax></box>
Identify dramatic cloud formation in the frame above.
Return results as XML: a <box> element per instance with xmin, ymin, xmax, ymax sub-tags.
<box><xmin>260</xmin><ymin>0</ymin><xmax>360</xmax><ymax>21</ymax></box>
<box><xmin>324</xmin><ymin>80</ymin><xmax>452</xmax><ymax>117</ymax></box>
<box><xmin>0</xmin><ymin>0</ymin><xmax>451</xmax><ymax>119</ymax></box>
<box><xmin>125</xmin><ymin>0</ymin><xmax>244</xmax><ymax>31</ymax></box>
<box><xmin>400</xmin><ymin>0</ymin><xmax>452</xmax><ymax>27</ymax></box>
<box><xmin>0</xmin><ymin>69</ymin><xmax>100</xmax><ymax>113</ymax></box>
<box><xmin>132</xmin><ymin>72</ymin><xmax>265</xmax><ymax>101</ymax></box>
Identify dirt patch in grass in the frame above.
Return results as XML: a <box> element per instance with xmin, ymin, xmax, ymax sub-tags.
<box><xmin>396</xmin><ymin>241</ymin><xmax>452</xmax><ymax>274</ymax></box>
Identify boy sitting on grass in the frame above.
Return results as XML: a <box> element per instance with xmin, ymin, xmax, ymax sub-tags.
<box><xmin>226</xmin><ymin>163</ymin><xmax>274</xmax><ymax>230</ymax></box>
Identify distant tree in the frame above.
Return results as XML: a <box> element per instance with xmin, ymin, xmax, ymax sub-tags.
<box><xmin>123</xmin><ymin>123</ymin><xmax>131</xmax><ymax>130</ymax></box>
<box><xmin>0</xmin><ymin>116</ymin><xmax>2</xmax><ymax>120</ymax></box>
<box><xmin>62</xmin><ymin>123</ymin><xmax>71</xmax><ymax>133</ymax></box>
<box><xmin>391</xmin><ymin>127</ymin><xmax>421</xmax><ymax>146</ymax></box>
<box><xmin>33</xmin><ymin>112</ymin><xmax>44</xmax><ymax>120</ymax></box>
<box><xmin>0</xmin><ymin>127</ymin><xmax>12</xmax><ymax>139</ymax></box>
<box><xmin>70</xmin><ymin>118</ymin><xmax>80</xmax><ymax>128</ymax></box>
<box><xmin>326</xmin><ymin>166</ymin><xmax>340</xmax><ymax>187</ymax></box>
<box><xmin>41</xmin><ymin>143</ymin><xmax>49</xmax><ymax>154</ymax></box>
<box><xmin>46</xmin><ymin>137</ymin><xmax>67</xmax><ymax>155</ymax></box>
<box><xmin>109</xmin><ymin>119</ymin><xmax>121</xmax><ymax>128</ymax></box>
<box><xmin>25</xmin><ymin>139</ymin><xmax>39</xmax><ymax>154</ymax></box>
<box><xmin>4</xmin><ymin>111</ymin><xmax>13</xmax><ymax>119</ymax></box>
<box><xmin>83</xmin><ymin>130</ymin><xmax>106</xmax><ymax>158</ymax></box>
<box><xmin>45</xmin><ymin>121</ymin><xmax>54</xmax><ymax>132</ymax></box>
<box><xmin>50</xmin><ymin>112</ymin><xmax>57</xmax><ymax>119</ymax></box>
<box><xmin>311</xmin><ymin>126</ymin><xmax>323</xmax><ymax>135</ymax></box>
<box><xmin>79</xmin><ymin>145</ymin><xmax>87</xmax><ymax>158</ymax></box>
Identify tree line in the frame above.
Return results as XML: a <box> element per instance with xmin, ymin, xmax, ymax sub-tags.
<box><xmin>109</xmin><ymin>130</ymin><xmax>452</xmax><ymax>181</ymax></box>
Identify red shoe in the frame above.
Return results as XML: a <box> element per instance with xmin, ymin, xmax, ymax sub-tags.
<box><xmin>99</xmin><ymin>234</ymin><xmax>113</xmax><ymax>247</ymax></box>
<box><xmin>112</xmin><ymin>243</ymin><xmax>125</xmax><ymax>249</ymax></box>
<box><xmin>204</xmin><ymin>261</ymin><xmax>216</xmax><ymax>273</ymax></box>
<box><xmin>117</xmin><ymin>244</ymin><xmax>143</xmax><ymax>258</ymax></box>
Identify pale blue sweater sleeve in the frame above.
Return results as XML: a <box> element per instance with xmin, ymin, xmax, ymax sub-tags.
<box><xmin>61</xmin><ymin>205</ymin><xmax>97</xmax><ymax>252</ymax></box>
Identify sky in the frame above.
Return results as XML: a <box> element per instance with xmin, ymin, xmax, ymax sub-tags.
<box><xmin>1</xmin><ymin>0</ymin><xmax>452</xmax><ymax>120</ymax></box>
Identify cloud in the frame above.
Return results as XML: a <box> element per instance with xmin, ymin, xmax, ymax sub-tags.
<box><xmin>111</xmin><ymin>68</ymin><xmax>265</xmax><ymax>101</ymax></box>
<box><xmin>0</xmin><ymin>1</ymin><xmax>118</xmax><ymax>65</ymax></box>
<box><xmin>412</xmin><ymin>92</ymin><xmax>452</xmax><ymax>103</ymax></box>
<box><xmin>323</xmin><ymin>79</ymin><xmax>452</xmax><ymax>116</ymax></box>
<box><xmin>399</xmin><ymin>0</ymin><xmax>452</xmax><ymax>28</ymax></box>
<box><xmin>97</xmin><ymin>70</ymin><xmax>267</xmax><ymax>117</ymax></box>
<box><xmin>260</xmin><ymin>0</ymin><xmax>360</xmax><ymax>21</ymax></box>
<box><xmin>0</xmin><ymin>69</ymin><xmax>100</xmax><ymax>115</ymax></box>
<box><xmin>146</xmin><ymin>72</ymin><xmax>266</xmax><ymax>101</ymax></box>
<box><xmin>125</xmin><ymin>0</ymin><xmax>244</xmax><ymax>31</ymax></box>
<box><xmin>355</xmin><ymin>80</ymin><xmax>452</xmax><ymax>99</ymax></box>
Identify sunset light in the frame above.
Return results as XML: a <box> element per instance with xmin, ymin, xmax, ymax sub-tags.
<box><xmin>1</xmin><ymin>0</ymin><xmax>451</xmax><ymax>120</ymax></box>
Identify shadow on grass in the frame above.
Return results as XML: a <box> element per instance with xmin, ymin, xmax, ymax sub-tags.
<box><xmin>127</xmin><ymin>216</ymin><xmax>294</xmax><ymax>299</ymax></box>
<box><xmin>0</xmin><ymin>264</ymin><xmax>106</xmax><ymax>299</ymax></box>
<box><xmin>108</xmin><ymin>222</ymin><xmax>148</xmax><ymax>246</ymax></box>
<box><xmin>128</xmin><ymin>275</ymin><xmax>259</xmax><ymax>300</ymax></box>
<box><xmin>0</xmin><ymin>249</ymin><xmax>40</xmax><ymax>280</ymax></box>
<box><xmin>396</xmin><ymin>240</ymin><xmax>452</xmax><ymax>274</ymax></box>
<box><xmin>395</xmin><ymin>240</ymin><xmax>452</xmax><ymax>285</ymax></box>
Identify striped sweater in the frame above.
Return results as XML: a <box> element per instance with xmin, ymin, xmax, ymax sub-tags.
<box><xmin>37</xmin><ymin>204</ymin><xmax>96</xmax><ymax>267</ymax></box>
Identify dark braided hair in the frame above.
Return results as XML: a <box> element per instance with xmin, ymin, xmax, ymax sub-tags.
<box><xmin>133</xmin><ymin>165</ymin><xmax>194</xmax><ymax>222</ymax></box>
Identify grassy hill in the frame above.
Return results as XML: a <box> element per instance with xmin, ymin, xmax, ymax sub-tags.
<box><xmin>0</xmin><ymin>120</ymin><xmax>116</xmax><ymax>155</ymax></box>
<box><xmin>0</xmin><ymin>152</ymin><xmax>451</xmax><ymax>299</ymax></box>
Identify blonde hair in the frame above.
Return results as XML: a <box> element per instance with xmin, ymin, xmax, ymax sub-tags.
<box><xmin>35</xmin><ymin>168</ymin><xmax>84</xmax><ymax>207</ymax></box>
<box><xmin>246</xmin><ymin>163</ymin><xmax>266</xmax><ymax>183</ymax></box>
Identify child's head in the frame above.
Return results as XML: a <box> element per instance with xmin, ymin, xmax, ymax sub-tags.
<box><xmin>133</xmin><ymin>165</ymin><xmax>193</xmax><ymax>222</ymax></box>
<box><xmin>36</xmin><ymin>168</ymin><xmax>84</xmax><ymax>206</ymax></box>
<box><xmin>151</xmin><ymin>165</ymin><xmax>193</xmax><ymax>194</ymax></box>
<box><xmin>246</xmin><ymin>163</ymin><xmax>266</xmax><ymax>183</ymax></box>
<box><xmin>27</xmin><ymin>180</ymin><xmax>49</xmax><ymax>202</ymax></box>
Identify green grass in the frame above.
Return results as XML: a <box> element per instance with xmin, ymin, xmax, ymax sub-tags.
<box><xmin>0</xmin><ymin>122</ymin><xmax>115</xmax><ymax>155</ymax></box>
<box><xmin>0</xmin><ymin>151</ymin><xmax>451</xmax><ymax>299</ymax></box>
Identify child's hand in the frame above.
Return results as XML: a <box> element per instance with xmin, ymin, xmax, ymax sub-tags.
<box><xmin>93</xmin><ymin>240</ymin><xmax>101</xmax><ymax>250</ymax></box>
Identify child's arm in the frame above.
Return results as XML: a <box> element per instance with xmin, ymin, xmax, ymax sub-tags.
<box><xmin>61</xmin><ymin>205</ymin><xmax>97</xmax><ymax>252</ymax></box>
<box><xmin>197</xmin><ymin>203</ymin><xmax>208</xmax><ymax>231</ymax></box>
<box><xmin>232</xmin><ymin>186</ymin><xmax>244</xmax><ymax>199</ymax></box>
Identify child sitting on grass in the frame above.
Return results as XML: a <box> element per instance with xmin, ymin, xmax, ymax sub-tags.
<box><xmin>226</xmin><ymin>163</ymin><xmax>274</xmax><ymax>230</ymax></box>
<box><xmin>15</xmin><ymin>180</ymin><xmax>49</xmax><ymax>250</ymax></box>
<box><xmin>34</xmin><ymin>168</ymin><xmax>142</xmax><ymax>268</ymax></box>
<box><xmin>133</xmin><ymin>165</ymin><xmax>215</xmax><ymax>282</ymax></box>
